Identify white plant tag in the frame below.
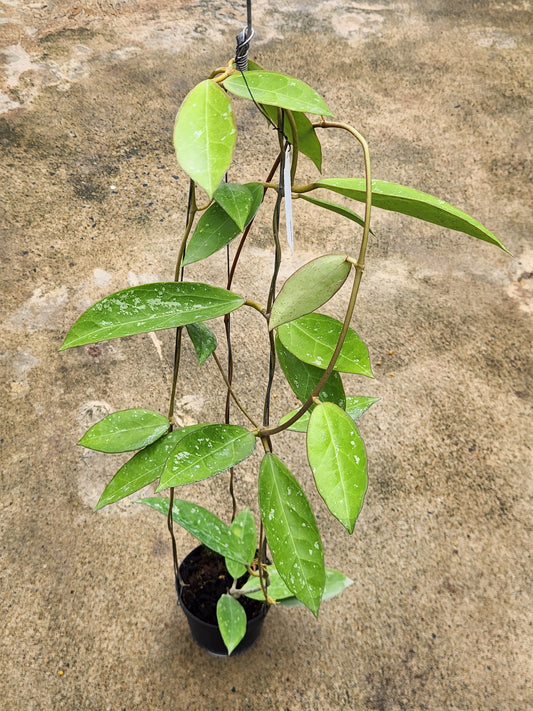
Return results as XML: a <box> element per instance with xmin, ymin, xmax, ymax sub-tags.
<box><xmin>283</xmin><ymin>144</ymin><xmax>294</xmax><ymax>253</ymax></box>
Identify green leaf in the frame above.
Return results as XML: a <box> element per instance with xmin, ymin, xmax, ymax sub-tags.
<box><xmin>213</xmin><ymin>182</ymin><xmax>262</xmax><ymax>231</ymax></box>
<box><xmin>60</xmin><ymin>282</ymin><xmax>245</xmax><ymax>350</ymax></box>
<box><xmin>225</xmin><ymin>558</ymin><xmax>246</xmax><ymax>580</ymax></box>
<box><xmin>261</xmin><ymin>105</ymin><xmax>322</xmax><ymax>170</ymax></box>
<box><xmin>297</xmin><ymin>194</ymin><xmax>373</xmax><ymax>233</ymax></box>
<box><xmin>216</xmin><ymin>594</ymin><xmax>247</xmax><ymax>655</ymax></box>
<box><xmin>138</xmin><ymin>497</ymin><xmax>249</xmax><ymax>564</ymax></box>
<box><xmin>278</xmin><ymin>395</ymin><xmax>379</xmax><ymax>433</ymax></box>
<box><xmin>242</xmin><ymin>566</ymin><xmax>353</xmax><ymax>605</ymax></box>
<box><xmin>258</xmin><ymin>453</ymin><xmax>325</xmax><ymax>616</ymax></box>
<box><xmin>270</xmin><ymin>254</ymin><xmax>351</xmax><ymax>329</ymax></box>
<box><xmin>95</xmin><ymin>426</ymin><xmax>202</xmax><ymax>510</ymax></box>
<box><xmin>314</xmin><ymin>178</ymin><xmax>508</xmax><ymax>251</ymax></box>
<box><xmin>283</xmin><ymin>568</ymin><xmax>353</xmax><ymax>605</ymax></box>
<box><xmin>276</xmin><ymin>335</ymin><xmax>345</xmax><ymax>409</ymax></box>
<box><xmin>157</xmin><ymin>424</ymin><xmax>256</xmax><ymax>490</ymax></box>
<box><xmin>186</xmin><ymin>322</ymin><xmax>217</xmax><ymax>365</ymax></box>
<box><xmin>344</xmin><ymin>395</ymin><xmax>380</xmax><ymax>420</ymax></box>
<box><xmin>173</xmin><ymin>80</ymin><xmax>236</xmax><ymax>198</ymax></box>
<box><xmin>277</xmin><ymin>313</ymin><xmax>373</xmax><ymax>376</ymax></box>
<box><xmin>232</xmin><ymin>509</ymin><xmax>257</xmax><ymax>563</ymax></box>
<box><xmin>79</xmin><ymin>409</ymin><xmax>169</xmax><ymax>453</ymax></box>
<box><xmin>240</xmin><ymin>565</ymin><xmax>293</xmax><ymax>601</ymax></box>
<box><xmin>307</xmin><ymin>402</ymin><xmax>367</xmax><ymax>533</ymax></box>
<box><xmin>183</xmin><ymin>202</ymin><xmax>240</xmax><ymax>266</ymax></box>
<box><xmin>289</xmin><ymin>111</ymin><xmax>323</xmax><ymax>170</ymax></box>
<box><xmin>246</xmin><ymin>60</ymin><xmax>264</xmax><ymax>72</ymax></box>
<box><xmin>223</xmin><ymin>71</ymin><xmax>333</xmax><ymax>116</ymax></box>
<box><xmin>183</xmin><ymin>183</ymin><xmax>262</xmax><ymax>266</ymax></box>
<box><xmin>277</xmin><ymin>408</ymin><xmax>310</xmax><ymax>433</ymax></box>
<box><xmin>226</xmin><ymin>508</ymin><xmax>257</xmax><ymax>579</ymax></box>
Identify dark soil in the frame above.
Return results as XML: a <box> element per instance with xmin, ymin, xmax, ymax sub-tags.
<box><xmin>179</xmin><ymin>546</ymin><xmax>266</xmax><ymax>626</ymax></box>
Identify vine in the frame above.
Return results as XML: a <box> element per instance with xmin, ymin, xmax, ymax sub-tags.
<box><xmin>62</xmin><ymin>56</ymin><xmax>506</xmax><ymax>655</ymax></box>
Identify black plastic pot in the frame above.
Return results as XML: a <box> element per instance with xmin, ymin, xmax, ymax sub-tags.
<box><xmin>178</xmin><ymin>545</ymin><xmax>268</xmax><ymax>656</ymax></box>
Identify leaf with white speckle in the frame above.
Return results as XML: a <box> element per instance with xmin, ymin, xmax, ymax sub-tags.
<box><xmin>258</xmin><ymin>453</ymin><xmax>325</xmax><ymax>616</ymax></box>
<box><xmin>157</xmin><ymin>424</ymin><xmax>256</xmax><ymax>490</ymax></box>
<box><xmin>95</xmin><ymin>425</ymin><xmax>202</xmax><ymax>510</ymax></box>
<box><xmin>216</xmin><ymin>594</ymin><xmax>247</xmax><ymax>655</ymax></box>
<box><xmin>138</xmin><ymin>496</ymin><xmax>249</xmax><ymax>564</ymax></box>
<box><xmin>226</xmin><ymin>508</ymin><xmax>257</xmax><ymax>578</ymax></box>
<box><xmin>186</xmin><ymin>322</ymin><xmax>217</xmax><ymax>364</ymax></box>
<box><xmin>307</xmin><ymin>402</ymin><xmax>367</xmax><ymax>533</ymax></box>
<box><xmin>213</xmin><ymin>182</ymin><xmax>263</xmax><ymax>232</ymax></box>
<box><xmin>79</xmin><ymin>408</ymin><xmax>169</xmax><ymax>453</ymax></box>
<box><xmin>242</xmin><ymin>565</ymin><xmax>353</xmax><ymax>605</ymax></box>
<box><xmin>183</xmin><ymin>183</ymin><xmax>262</xmax><ymax>266</ymax></box>
<box><xmin>60</xmin><ymin>282</ymin><xmax>244</xmax><ymax>349</ymax></box>
<box><xmin>276</xmin><ymin>334</ymin><xmax>345</xmax><ymax>409</ymax></box>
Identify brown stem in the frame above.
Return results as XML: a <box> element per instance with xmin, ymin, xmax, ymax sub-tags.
<box><xmin>167</xmin><ymin>487</ymin><xmax>184</xmax><ymax>587</ymax></box>
<box><xmin>223</xmin><ymin>153</ymin><xmax>282</xmax><ymax>519</ymax></box>
<box><xmin>167</xmin><ymin>181</ymin><xmax>197</xmax><ymax>587</ymax></box>
<box><xmin>226</xmin><ymin>154</ymin><xmax>281</xmax><ymax>292</ymax></box>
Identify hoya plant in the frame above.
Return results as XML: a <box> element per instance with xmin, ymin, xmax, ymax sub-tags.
<box><xmin>61</xmin><ymin>54</ymin><xmax>506</xmax><ymax>654</ymax></box>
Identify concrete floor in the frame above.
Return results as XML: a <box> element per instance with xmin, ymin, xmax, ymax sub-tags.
<box><xmin>1</xmin><ymin>1</ymin><xmax>532</xmax><ymax>709</ymax></box>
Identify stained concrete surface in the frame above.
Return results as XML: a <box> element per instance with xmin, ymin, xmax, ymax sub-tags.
<box><xmin>1</xmin><ymin>1</ymin><xmax>532</xmax><ymax>709</ymax></box>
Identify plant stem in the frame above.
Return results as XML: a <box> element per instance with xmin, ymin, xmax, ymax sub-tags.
<box><xmin>172</xmin><ymin>183</ymin><xmax>197</xmax><ymax>284</ymax></box>
<box><xmin>257</xmin><ymin>121</ymin><xmax>372</xmax><ymax>437</ymax></box>
<box><xmin>211</xmin><ymin>351</ymin><xmax>259</xmax><ymax>428</ymax></box>
<box><xmin>211</xmin><ymin>58</ymin><xmax>236</xmax><ymax>83</ymax></box>
<box><xmin>208</xmin><ymin>65</ymin><xmax>230</xmax><ymax>80</ymax></box>
<box><xmin>229</xmin><ymin>584</ymin><xmax>262</xmax><ymax>597</ymax></box>
<box><xmin>167</xmin><ymin>183</ymin><xmax>197</xmax><ymax>421</ymax></box>
<box><xmin>223</xmin><ymin>155</ymin><xmax>282</xmax><ymax>519</ymax></box>
<box><xmin>260</xmin><ymin>436</ymin><xmax>272</xmax><ymax>453</ymax></box>
<box><xmin>219</xmin><ymin>154</ymin><xmax>281</xmax><ymax>521</ymax></box>
<box><xmin>226</xmin><ymin>154</ymin><xmax>281</xmax><ymax>291</ymax></box>
<box><xmin>257</xmin><ymin>519</ymin><xmax>268</xmax><ymax>602</ymax></box>
<box><xmin>244</xmin><ymin>299</ymin><xmax>267</xmax><ymax>318</ymax></box>
<box><xmin>167</xmin><ymin>181</ymin><xmax>197</xmax><ymax>587</ymax></box>
<box><xmin>263</xmin><ymin>119</ymin><xmax>284</xmax><ymax>427</ymax></box>
<box><xmin>285</xmin><ymin>110</ymin><xmax>299</xmax><ymax>183</ymax></box>
<box><xmin>167</xmin><ymin>487</ymin><xmax>183</xmax><ymax>588</ymax></box>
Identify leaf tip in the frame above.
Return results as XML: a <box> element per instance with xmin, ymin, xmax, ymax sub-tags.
<box><xmin>309</xmin><ymin>599</ymin><xmax>321</xmax><ymax>618</ymax></box>
<box><xmin>343</xmin><ymin>520</ymin><xmax>356</xmax><ymax>535</ymax></box>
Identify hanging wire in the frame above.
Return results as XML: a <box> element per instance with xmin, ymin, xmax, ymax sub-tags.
<box><xmin>234</xmin><ymin>0</ymin><xmax>292</xmax><ymax>147</ymax></box>
<box><xmin>235</xmin><ymin>0</ymin><xmax>254</xmax><ymax>71</ymax></box>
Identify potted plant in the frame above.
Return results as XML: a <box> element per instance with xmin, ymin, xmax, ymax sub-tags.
<box><xmin>60</xmin><ymin>34</ymin><xmax>507</xmax><ymax>656</ymax></box>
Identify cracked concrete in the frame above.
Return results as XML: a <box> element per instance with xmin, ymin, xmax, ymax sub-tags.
<box><xmin>1</xmin><ymin>1</ymin><xmax>532</xmax><ymax>709</ymax></box>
